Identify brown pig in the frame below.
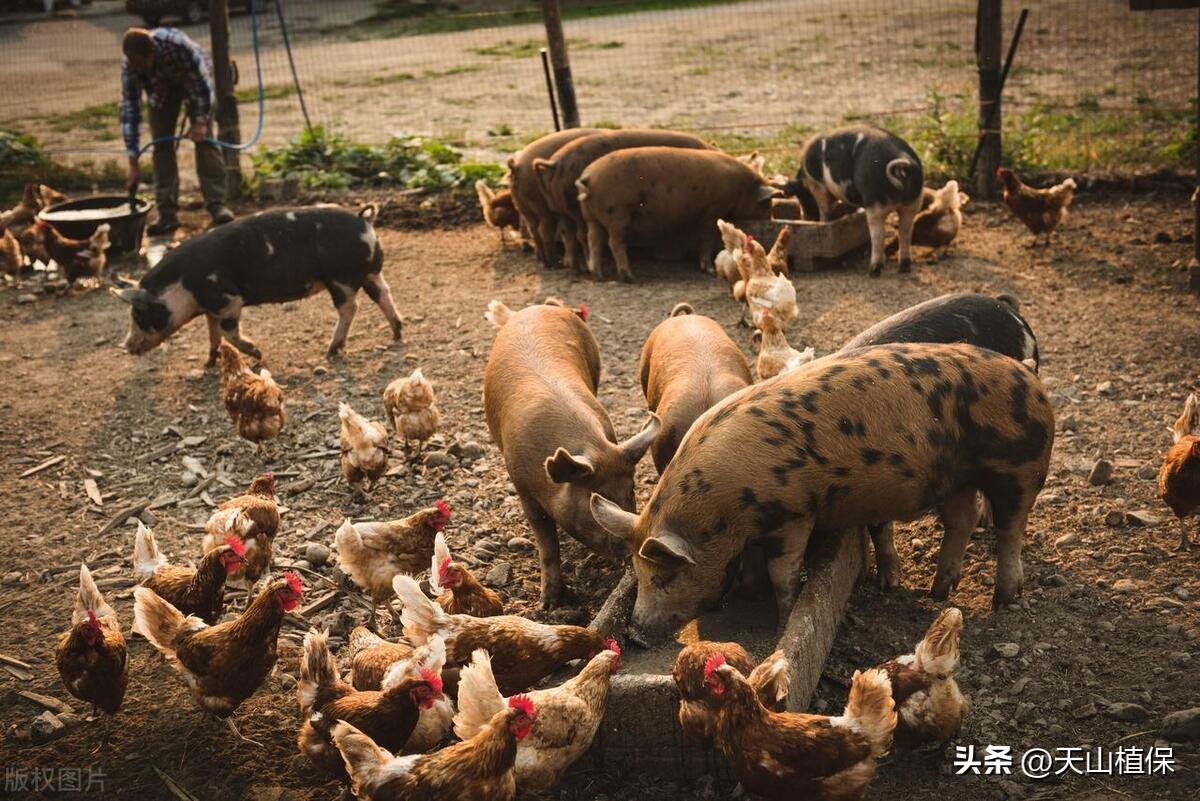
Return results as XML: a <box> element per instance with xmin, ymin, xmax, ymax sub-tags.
<box><xmin>507</xmin><ymin>128</ymin><xmax>600</xmax><ymax>267</ymax></box>
<box><xmin>483</xmin><ymin>304</ymin><xmax>660</xmax><ymax>608</ymax></box>
<box><xmin>532</xmin><ymin>129</ymin><xmax>715</xmax><ymax>271</ymax></box>
<box><xmin>576</xmin><ymin>147</ymin><xmax>781</xmax><ymax>282</ymax></box>
<box><xmin>638</xmin><ymin>303</ymin><xmax>752</xmax><ymax>473</ymax></box>
<box><xmin>590</xmin><ymin>343</ymin><xmax>1054</xmax><ymax>640</ymax></box>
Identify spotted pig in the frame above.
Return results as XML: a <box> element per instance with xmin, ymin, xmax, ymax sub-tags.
<box><xmin>111</xmin><ymin>206</ymin><xmax>400</xmax><ymax>364</ymax></box>
<box><xmin>591</xmin><ymin>343</ymin><xmax>1054</xmax><ymax>640</ymax></box>
<box><xmin>483</xmin><ymin>304</ymin><xmax>659</xmax><ymax>608</ymax></box>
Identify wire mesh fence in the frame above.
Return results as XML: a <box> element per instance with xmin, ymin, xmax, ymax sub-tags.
<box><xmin>0</xmin><ymin>0</ymin><xmax>1195</xmax><ymax>188</ymax></box>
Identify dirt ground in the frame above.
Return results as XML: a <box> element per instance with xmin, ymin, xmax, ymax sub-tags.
<box><xmin>1</xmin><ymin>187</ymin><xmax>1198</xmax><ymax>801</ymax></box>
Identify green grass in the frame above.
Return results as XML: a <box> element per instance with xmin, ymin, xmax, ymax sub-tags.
<box><xmin>0</xmin><ymin>129</ymin><xmax>122</xmax><ymax>204</ymax></box>
<box><xmin>235</xmin><ymin>83</ymin><xmax>298</xmax><ymax>103</ymax></box>
<box><xmin>45</xmin><ymin>102</ymin><xmax>118</xmax><ymax>134</ymax></box>
<box><xmin>423</xmin><ymin>64</ymin><xmax>485</xmax><ymax>78</ymax></box>
<box><xmin>469</xmin><ymin>37</ymin><xmax>624</xmax><ymax>58</ymax></box>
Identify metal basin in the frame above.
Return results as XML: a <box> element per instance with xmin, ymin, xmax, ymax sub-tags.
<box><xmin>38</xmin><ymin>195</ymin><xmax>154</xmax><ymax>257</ymax></box>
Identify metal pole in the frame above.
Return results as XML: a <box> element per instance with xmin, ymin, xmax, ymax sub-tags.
<box><xmin>540</xmin><ymin>0</ymin><xmax>580</xmax><ymax>128</ymax></box>
<box><xmin>540</xmin><ymin>48</ymin><xmax>561</xmax><ymax>131</ymax></box>
<box><xmin>210</xmin><ymin>0</ymin><xmax>243</xmax><ymax>198</ymax></box>
<box><xmin>274</xmin><ymin>0</ymin><xmax>313</xmax><ymax>135</ymax></box>
<box><xmin>1190</xmin><ymin>7</ymin><xmax>1199</xmax><ymax>290</ymax></box>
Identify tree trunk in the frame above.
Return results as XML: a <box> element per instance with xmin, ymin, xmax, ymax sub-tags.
<box><xmin>975</xmin><ymin>0</ymin><xmax>1003</xmax><ymax>198</ymax></box>
<box><xmin>540</xmin><ymin>0</ymin><xmax>580</xmax><ymax>128</ymax></box>
<box><xmin>210</xmin><ymin>0</ymin><xmax>242</xmax><ymax>199</ymax></box>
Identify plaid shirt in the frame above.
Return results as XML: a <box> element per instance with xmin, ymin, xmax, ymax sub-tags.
<box><xmin>120</xmin><ymin>28</ymin><xmax>215</xmax><ymax>157</ymax></box>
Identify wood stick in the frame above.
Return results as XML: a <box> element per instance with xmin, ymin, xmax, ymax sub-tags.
<box><xmin>98</xmin><ymin>499</ymin><xmax>150</xmax><ymax>535</ymax></box>
<box><xmin>20</xmin><ymin>455</ymin><xmax>65</xmax><ymax>478</ymax></box>
<box><xmin>0</xmin><ymin>653</ymin><xmax>33</xmax><ymax>670</ymax></box>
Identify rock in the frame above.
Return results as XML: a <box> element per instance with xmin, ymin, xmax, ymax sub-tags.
<box><xmin>991</xmin><ymin>642</ymin><xmax>1020</xmax><ymax>659</ymax></box>
<box><xmin>1009</xmin><ymin>677</ymin><xmax>1031</xmax><ymax>696</ymax></box>
<box><xmin>422</xmin><ymin>452</ymin><xmax>458</xmax><ymax>470</ymax></box>
<box><xmin>16</xmin><ymin>293</ymin><xmax>36</xmax><ymax>305</ymax></box>
<box><xmin>304</xmin><ymin>542</ymin><xmax>330</xmax><ymax>567</ymax></box>
<box><xmin>1042</xmin><ymin>574</ymin><xmax>1069</xmax><ymax>588</ymax></box>
<box><xmin>449</xmin><ymin>440</ymin><xmax>487</xmax><ymax>462</ymax></box>
<box><xmin>1098</xmin><ymin>620</ymin><xmax>1116</xmax><ymax>632</ymax></box>
<box><xmin>312</xmin><ymin>365</ymin><xmax>328</xmax><ymax>376</ymax></box>
<box><xmin>2</xmin><ymin>571</ymin><xmax>21</xmax><ymax>586</ymax></box>
<box><xmin>1054</xmin><ymin>532</ymin><xmax>1080</xmax><ymax>547</ymax></box>
<box><xmin>909</xmin><ymin>538</ymin><xmax>926</xmax><ymax>552</ymax></box>
<box><xmin>1072</xmin><ymin>701</ymin><xmax>1098</xmax><ymax>719</ymax></box>
<box><xmin>181</xmin><ymin>471</ymin><xmax>198</xmax><ymax>488</ymax></box>
<box><xmin>1105</xmin><ymin>702</ymin><xmax>1150</xmax><ymax>722</ymax></box>
<box><xmin>1126</xmin><ymin>510</ymin><xmax>1159</xmax><ymax>527</ymax></box>
<box><xmin>1087</xmin><ymin>459</ymin><xmax>1114</xmax><ymax>486</ymax></box>
<box><xmin>1112</xmin><ymin>578</ymin><xmax>1137</xmax><ymax>593</ymax></box>
<box><xmin>1058</xmin><ymin>413</ymin><xmax>1078</xmax><ymax>432</ymax></box>
<box><xmin>1104</xmin><ymin>510</ymin><xmax>1126</xmax><ymax>527</ymax></box>
<box><xmin>549</xmin><ymin>607</ymin><xmax>586</xmax><ymax>625</ymax></box>
<box><xmin>29</xmin><ymin>711</ymin><xmax>68</xmax><ymax>744</ymax></box>
<box><xmin>506</xmin><ymin>536</ymin><xmax>534</xmax><ymax>552</ymax></box>
<box><xmin>1096</xmin><ymin>380</ymin><xmax>1115</xmax><ymax>396</ymax></box>
<box><xmin>1137</xmin><ymin>462</ymin><xmax>1159</xmax><ymax>480</ymax></box>
<box><xmin>1161</xmin><ymin>707</ymin><xmax>1200</xmax><ymax>742</ymax></box>
<box><xmin>1174</xmin><ymin>586</ymin><xmax>1191</xmax><ymax>601</ymax></box>
<box><xmin>485</xmin><ymin>561</ymin><xmax>512</xmax><ymax>586</ymax></box>
<box><xmin>1037</xmin><ymin>492</ymin><xmax>1063</xmax><ymax>506</ymax></box>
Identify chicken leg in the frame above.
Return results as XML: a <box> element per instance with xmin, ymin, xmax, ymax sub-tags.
<box><xmin>1178</xmin><ymin>520</ymin><xmax>1197</xmax><ymax>552</ymax></box>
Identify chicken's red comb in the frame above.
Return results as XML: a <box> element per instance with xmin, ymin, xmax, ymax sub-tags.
<box><xmin>605</xmin><ymin>637</ymin><xmax>621</xmax><ymax>656</ymax></box>
<box><xmin>508</xmin><ymin>694</ymin><xmax>536</xmax><ymax>720</ymax></box>
<box><xmin>439</xmin><ymin>556</ymin><xmax>453</xmax><ymax>575</ymax></box>
<box><xmin>86</xmin><ymin>610</ymin><xmax>100</xmax><ymax>628</ymax></box>
<box><xmin>420</xmin><ymin>667</ymin><xmax>444</xmax><ymax>696</ymax></box>
<box><xmin>577</xmin><ymin>303</ymin><xmax>590</xmax><ymax>322</ymax></box>
<box><xmin>224</xmin><ymin>535</ymin><xmax>246</xmax><ymax>557</ymax></box>
<box><xmin>703</xmin><ymin>652</ymin><xmax>726</xmax><ymax>680</ymax></box>
<box><xmin>435</xmin><ymin>499</ymin><xmax>451</xmax><ymax>519</ymax></box>
<box><xmin>283</xmin><ymin>571</ymin><xmax>303</xmax><ymax>596</ymax></box>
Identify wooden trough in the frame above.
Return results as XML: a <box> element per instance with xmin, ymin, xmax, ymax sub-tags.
<box><xmin>738</xmin><ymin>205</ymin><xmax>870</xmax><ymax>272</ymax></box>
<box><xmin>572</xmin><ymin>529</ymin><xmax>868</xmax><ymax>777</ymax></box>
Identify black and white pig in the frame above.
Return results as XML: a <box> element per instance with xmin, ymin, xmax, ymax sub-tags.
<box><xmin>111</xmin><ymin>206</ymin><xmax>401</xmax><ymax>365</ymax></box>
<box><xmin>591</xmin><ymin>343</ymin><xmax>1054</xmax><ymax>641</ymax></box>
<box><xmin>793</xmin><ymin>125</ymin><xmax>924</xmax><ymax>277</ymax></box>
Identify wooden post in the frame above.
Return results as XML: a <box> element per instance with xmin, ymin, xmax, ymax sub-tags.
<box><xmin>975</xmin><ymin>0</ymin><xmax>1003</xmax><ymax>198</ymax></box>
<box><xmin>1192</xmin><ymin>7</ymin><xmax>1199</xmax><ymax>290</ymax></box>
<box><xmin>210</xmin><ymin>0</ymin><xmax>242</xmax><ymax>199</ymax></box>
<box><xmin>540</xmin><ymin>0</ymin><xmax>580</xmax><ymax>128</ymax></box>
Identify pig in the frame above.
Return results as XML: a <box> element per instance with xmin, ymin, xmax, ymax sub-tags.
<box><xmin>793</xmin><ymin>125</ymin><xmax>924</xmax><ymax>277</ymax></box>
<box><xmin>483</xmin><ymin>303</ymin><xmax>660</xmax><ymax>608</ymax></box>
<box><xmin>532</xmin><ymin>129</ymin><xmax>715</xmax><ymax>271</ymax></box>
<box><xmin>639</xmin><ymin>302</ymin><xmax>753</xmax><ymax>473</ymax></box>
<box><xmin>590</xmin><ymin>343</ymin><xmax>1054</xmax><ymax>640</ymax></box>
<box><xmin>506</xmin><ymin>128</ymin><xmax>600</xmax><ymax>267</ymax></box>
<box><xmin>111</xmin><ymin>206</ymin><xmax>400</xmax><ymax>365</ymax></box>
<box><xmin>576</xmin><ymin>147</ymin><xmax>781</xmax><ymax>282</ymax></box>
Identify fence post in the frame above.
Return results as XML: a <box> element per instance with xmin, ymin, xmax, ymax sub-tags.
<box><xmin>540</xmin><ymin>0</ymin><xmax>580</xmax><ymax>128</ymax></box>
<box><xmin>975</xmin><ymin>0</ymin><xmax>1002</xmax><ymax>198</ymax></box>
<box><xmin>210</xmin><ymin>0</ymin><xmax>242</xmax><ymax>199</ymax></box>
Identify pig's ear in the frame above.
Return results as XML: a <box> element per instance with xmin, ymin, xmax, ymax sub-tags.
<box><xmin>532</xmin><ymin>158</ymin><xmax>555</xmax><ymax>176</ymax></box>
<box><xmin>590</xmin><ymin>493</ymin><xmax>638</xmax><ymax>542</ymax></box>
<box><xmin>638</xmin><ymin>531</ymin><xmax>696</xmax><ymax>567</ymax></box>
<box><xmin>545</xmin><ymin>448</ymin><xmax>595</xmax><ymax>484</ymax></box>
<box><xmin>109</xmin><ymin>286</ymin><xmax>147</xmax><ymax>307</ymax></box>
<box><xmin>756</xmin><ymin>184</ymin><xmax>784</xmax><ymax>202</ymax></box>
<box><xmin>618</xmin><ymin>412</ymin><xmax>661</xmax><ymax>465</ymax></box>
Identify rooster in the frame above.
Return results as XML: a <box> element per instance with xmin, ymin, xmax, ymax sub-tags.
<box><xmin>132</xmin><ymin>573</ymin><xmax>303</xmax><ymax>744</ymax></box>
<box><xmin>334</xmin><ymin>501</ymin><xmax>452</xmax><ymax>622</ymax></box>
<box><xmin>996</xmin><ymin>167</ymin><xmax>1077</xmax><ymax>246</ymax></box>
<box><xmin>133</xmin><ymin>520</ymin><xmax>244</xmax><ymax>624</ymax></box>
<box><xmin>201</xmin><ymin>473</ymin><xmax>280</xmax><ymax>585</ymax></box>
<box><xmin>737</xmin><ymin>233</ymin><xmax>797</xmax><ymax>329</ymax></box>
<box><xmin>430</xmin><ymin>531</ymin><xmax>504</xmax><ymax>617</ymax></box>
<box><xmin>339</xmin><ymin>401</ymin><xmax>391</xmax><ymax>490</ymax></box>
<box><xmin>475</xmin><ymin>180</ymin><xmax>522</xmax><ymax>242</ymax></box>
<box><xmin>1160</xmin><ymin>392</ymin><xmax>1200</xmax><ymax>551</ymax></box>
<box><xmin>56</xmin><ymin>564</ymin><xmax>127</xmax><ymax>719</ymax></box>
<box><xmin>484</xmin><ymin>299</ymin><xmax>512</xmax><ymax>328</ymax></box>
<box><xmin>297</xmin><ymin>629</ymin><xmax>445</xmax><ymax>779</ymax></box>
<box><xmin>394</xmin><ymin>574</ymin><xmax>606</xmax><ymax>696</ymax></box>
<box><xmin>217</xmin><ymin>340</ymin><xmax>286</xmax><ymax>447</ymax></box>
<box><xmin>874</xmin><ymin>607</ymin><xmax>968</xmax><ymax>749</ymax></box>
<box><xmin>704</xmin><ymin>654</ymin><xmax>896</xmax><ymax>801</ymax></box>
<box><xmin>0</xmin><ymin>224</ymin><xmax>23</xmax><ymax>274</ymax></box>
<box><xmin>673</xmin><ymin>641</ymin><xmax>790</xmax><ymax>747</ymax></box>
<box><xmin>381</xmin><ymin>369</ymin><xmax>440</xmax><ymax>455</ymax></box>
<box><xmin>453</xmin><ymin>643</ymin><xmax>619</xmax><ymax>789</ymax></box>
<box><xmin>331</xmin><ymin>696</ymin><xmax>535</xmax><ymax>801</ymax></box>
<box><xmin>755</xmin><ymin>310</ymin><xmax>816</xmax><ymax>381</ymax></box>
<box><xmin>33</xmin><ymin>220</ymin><xmax>110</xmax><ymax>285</ymax></box>
<box><xmin>346</xmin><ymin>626</ymin><xmax>414</xmax><ymax>690</ymax></box>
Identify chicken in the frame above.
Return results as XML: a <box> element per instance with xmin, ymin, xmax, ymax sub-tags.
<box><xmin>874</xmin><ymin>607</ymin><xmax>968</xmax><ymax>749</ymax></box>
<box><xmin>714</xmin><ymin>218</ymin><xmax>748</xmax><ymax>291</ymax></box>
<box><xmin>394</xmin><ymin>574</ymin><xmax>606</xmax><ymax>695</ymax></box>
<box><xmin>331</xmin><ymin>696</ymin><xmax>535</xmax><ymax>801</ymax></box>
<box><xmin>673</xmin><ymin>641</ymin><xmax>790</xmax><ymax>747</ymax></box>
<box><xmin>1160</xmin><ymin>392</ymin><xmax>1200</xmax><ymax>551</ymax></box>
<box><xmin>453</xmin><ymin>643</ymin><xmax>619</xmax><ymax>789</ymax></box>
<box><xmin>334</xmin><ymin>501</ymin><xmax>452</xmax><ymax>621</ymax></box>
<box><xmin>475</xmin><ymin>180</ymin><xmax>522</xmax><ymax>242</ymax></box>
<box><xmin>738</xmin><ymin>233</ymin><xmax>797</xmax><ymax>329</ymax></box>
<box><xmin>346</xmin><ymin>625</ymin><xmax>414</xmax><ymax>690</ymax></box>
<box><xmin>297</xmin><ymin>629</ymin><xmax>445</xmax><ymax>779</ymax></box>
<box><xmin>133</xmin><ymin>520</ymin><xmax>244</xmax><ymax>624</ymax></box>
<box><xmin>33</xmin><ymin>220</ymin><xmax>111</xmax><ymax>285</ymax></box>
<box><xmin>996</xmin><ymin>167</ymin><xmax>1077</xmax><ymax>245</ymax></box>
<box><xmin>430</xmin><ymin>531</ymin><xmax>504</xmax><ymax>617</ymax></box>
<box><xmin>56</xmin><ymin>563</ymin><xmax>127</xmax><ymax>718</ymax></box>
<box><xmin>39</xmin><ymin>184</ymin><xmax>70</xmax><ymax>208</ymax></box>
<box><xmin>201</xmin><ymin>472</ymin><xmax>280</xmax><ymax>584</ymax></box>
<box><xmin>0</xmin><ymin>224</ymin><xmax>23</xmax><ymax>274</ymax></box>
<box><xmin>0</xmin><ymin>183</ymin><xmax>41</xmax><ymax>227</ymax></box>
<box><xmin>739</xmin><ymin>149</ymin><xmax>766</xmax><ymax>176</ymax></box>
<box><xmin>340</xmin><ymin>401</ymin><xmax>392</xmax><ymax>490</ymax></box>
<box><xmin>888</xmin><ymin>180</ymin><xmax>969</xmax><ymax>254</ymax></box>
<box><xmin>217</xmin><ymin>340</ymin><xmax>286</xmax><ymax>446</ymax></box>
<box><xmin>132</xmin><ymin>572</ymin><xmax>303</xmax><ymax>743</ymax></box>
<box><xmin>704</xmin><ymin>654</ymin><xmax>896</xmax><ymax>801</ymax></box>
<box><xmin>381</xmin><ymin>369</ymin><xmax>440</xmax><ymax>454</ymax></box>
<box><xmin>484</xmin><ymin>299</ymin><xmax>512</xmax><ymax>328</ymax></box>
<box><xmin>755</xmin><ymin>309</ymin><xmax>815</xmax><ymax>381</ymax></box>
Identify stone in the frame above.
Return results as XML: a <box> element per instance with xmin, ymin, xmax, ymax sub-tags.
<box><xmin>422</xmin><ymin>452</ymin><xmax>458</xmax><ymax>470</ymax></box>
<box><xmin>1112</xmin><ymin>579</ymin><xmax>1137</xmax><ymax>593</ymax></box>
<box><xmin>991</xmin><ymin>642</ymin><xmax>1020</xmax><ymax>659</ymax></box>
<box><xmin>16</xmin><ymin>294</ymin><xmax>36</xmax><ymax>305</ymax></box>
<box><xmin>1105</xmin><ymin>703</ymin><xmax>1149</xmax><ymax>722</ymax></box>
<box><xmin>1174</xmin><ymin>586</ymin><xmax>1191</xmax><ymax>601</ymax></box>
<box><xmin>304</xmin><ymin>542</ymin><xmax>330</xmax><ymax>567</ymax></box>
<box><xmin>1137</xmin><ymin>462</ymin><xmax>1159</xmax><ymax>481</ymax></box>
<box><xmin>1161</xmin><ymin>708</ymin><xmax>1200</xmax><ymax>742</ymax></box>
<box><xmin>1054</xmin><ymin>532</ymin><xmax>1080</xmax><ymax>547</ymax></box>
<box><xmin>485</xmin><ymin>561</ymin><xmax>512</xmax><ymax>586</ymax></box>
<box><xmin>181</xmin><ymin>471</ymin><xmax>198</xmax><ymax>488</ymax></box>
<box><xmin>312</xmin><ymin>365</ymin><xmax>328</xmax><ymax>376</ymax></box>
<box><xmin>1126</xmin><ymin>510</ymin><xmax>1159</xmax><ymax>527</ymax></box>
<box><xmin>506</xmin><ymin>536</ymin><xmax>534</xmax><ymax>551</ymax></box>
<box><xmin>1104</xmin><ymin>510</ymin><xmax>1126</xmax><ymax>527</ymax></box>
<box><xmin>549</xmin><ymin>607</ymin><xmax>586</xmax><ymax>625</ymax></box>
<box><xmin>2</xmin><ymin>571</ymin><xmax>22</xmax><ymax>586</ymax></box>
<box><xmin>1087</xmin><ymin>459</ymin><xmax>1114</xmax><ymax>486</ymax></box>
<box><xmin>449</xmin><ymin>440</ymin><xmax>487</xmax><ymax>461</ymax></box>
<box><xmin>1097</xmin><ymin>380</ymin><xmax>1115</xmax><ymax>396</ymax></box>
<box><xmin>1058</xmin><ymin>414</ymin><xmax>1078</xmax><ymax>432</ymax></box>
<box><xmin>29</xmin><ymin>711</ymin><xmax>68</xmax><ymax>744</ymax></box>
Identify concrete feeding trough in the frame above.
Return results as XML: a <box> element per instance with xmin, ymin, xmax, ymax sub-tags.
<box><xmin>738</xmin><ymin>204</ymin><xmax>870</xmax><ymax>272</ymax></box>
<box><xmin>575</xmin><ymin>529</ymin><xmax>867</xmax><ymax>776</ymax></box>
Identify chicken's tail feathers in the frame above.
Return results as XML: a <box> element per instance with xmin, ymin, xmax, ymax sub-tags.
<box><xmin>345</xmin><ymin>625</ymin><xmax>386</xmax><ymax>660</ymax></box>
<box><xmin>747</xmin><ymin>649</ymin><xmax>790</xmax><ymax>709</ymax></box>
<box><xmin>299</xmin><ymin>629</ymin><xmax>340</xmax><ymax>711</ymax></box>
<box><xmin>132</xmin><ymin>586</ymin><xmax>198</xmax><ymax>657</ymax></box>
<box><xmin>1174</xmin><ymin>392</ymin><xmax>1200</xmax><ymax>443</ymax></box>
<box><xmin>836</xmin><ymin>668</ymin><xmax>897</xmax><ymax>758</ymax></box>
<box><xmin>330</xmin><ymin>720</ymin><xmax>400</xmax><ymax>799</ymax></box>
<box><xmin>429</xmin><ymin>530</ymin><xmax>452</xmax><ymax>595</ymax></box>
<box><xmin>484</xmin><ymin>299</ymin><xmax>512</xmax><ymax>328</ymax></box>
<box><xmin>75</xmin><ymin>562</ymin><xmax>115</xmax><ymax>624</ymax></box>
<box><xmin>914</xmin><ymin>607</ymin><xmax>963</xmax><ymax>677</ymax></box>
<box><xmin>452</xmin><ymin>648</ymin><xmax>505</xmax><ymax>742</ymax></box>
<box><xmin>393</xmin><ymin>574</ymin><xmax>445</xmax><ymax>644</ymax></box>
<box><xmin>132</xmin><ymin>520</ymin><xmax>166</xmax><ymax>580</ymax></box>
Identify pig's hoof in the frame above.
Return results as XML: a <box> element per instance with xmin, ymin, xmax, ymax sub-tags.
<box><xmin>206</xmin><ymin>350</ymin><xmax>218</xmax><ymax>368</ymax></box>
<box><xmin>929</xmin><ymin>574</ymin><xmax>957</xmax><ymax>600</ymax></box>
<box><xmin>868</xmin><ymin>264</ymin><xmax>883</xmax><ymax>278</ymax></box>
<box><xmin>877</xmin><ymin>570</ymin><xmax>901</xmax><ymax>592</ymax></box>
<box><xmin>898</xmin><ymin>258</ymin><xmax>913</xmax><ymax>274</ymax></box>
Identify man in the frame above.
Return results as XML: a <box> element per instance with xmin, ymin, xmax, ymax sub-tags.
<box><xmin>120</xmin><ymin>27</ymin><xmax>234</xmax><ymax>233</ymax></box>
